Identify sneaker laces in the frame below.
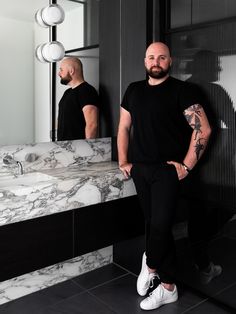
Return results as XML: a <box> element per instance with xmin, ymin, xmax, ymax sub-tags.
<box><xmin>142</xmin><ymin>273</ymin><xmax>155</xmax><ymax>290</ymax></box>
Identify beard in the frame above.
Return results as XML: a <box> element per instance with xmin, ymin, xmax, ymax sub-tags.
<box><xmin>60</xmin><ymin>74</ymin><xmax>72</xmax><ymax>85</ymax></box>
<box><xmin>146</xmin><ymin>65</ymin><xmax>170</xmax><ymax>79</ymax></box>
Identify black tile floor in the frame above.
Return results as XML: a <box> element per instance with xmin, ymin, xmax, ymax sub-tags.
<box><xmin>0</xmin><ymin>262</ymin><xmax>233</xmax><ymax>314</ymax></box>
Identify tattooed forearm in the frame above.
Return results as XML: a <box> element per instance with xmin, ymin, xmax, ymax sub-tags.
<box><xmin>192</xmin><ymin>115</ymin><xmax>202</xmax><ymax>140</ymax></box>
<box><xmin>184</xmin><ymin>103</ymin><xmax>211</xmax><ymax>162</ymax></box>
<box><xmin>184</xmin><ymin>104</ymin><xmax>203</xmax><ymax>140</ymax></box>
<box><xmin>194</xmin><ymin>138</ymin><xmax>205</xmax><ymax>160</ymax></box>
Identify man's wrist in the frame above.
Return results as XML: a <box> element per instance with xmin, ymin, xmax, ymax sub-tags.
<box><xmin>119</xmin><ymin>161</ymin><xmax>128</xmax><ymax>166</ymax></box>
<box><xmin>182</xmin><ymin>162</ymin><xmax>191</xmax><ymax>173</ymax></box>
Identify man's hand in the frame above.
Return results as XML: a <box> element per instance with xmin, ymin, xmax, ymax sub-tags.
<box><xmin>167</xmin><ymin>161</ymin><xmax>189</xmax><ymax>180</ymax></box>
<box><xmin>119</xmin><ymin>162</ymin><xmax>133</xmax><ymax>179</ymax></box>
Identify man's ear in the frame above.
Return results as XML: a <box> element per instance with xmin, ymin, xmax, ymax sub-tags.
<box><xmin>169</xmin><ymin>57</ymin><xmax>172</xmax><ymax>67</ymax></box>
<box><xmin>69</xmin><ymin>67</ymin><xmax>75</xmax><ymax>75</ymax></box>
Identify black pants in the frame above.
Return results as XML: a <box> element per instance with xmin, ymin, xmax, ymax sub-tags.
<box><xmin>131</xmin><ymin>163</ymin><xmax>179</xmax><ymax>283</ymax></box>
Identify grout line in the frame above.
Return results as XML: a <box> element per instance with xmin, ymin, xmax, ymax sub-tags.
<box><xmin>213</xmin><ymin>281</ymin><xmax>236</xmax><ymax>297</ymax></box>
<box><xmin>112</xmin><ymin>261</ymin><xmax>138</xmax><ymax>277</ymax></box>
<box><xmin>181</xmin><ymin>298</ymin><xmax>210</xmax><ymax>313</ymax></box>
<box><xmin>86</xmin><ymin>290</ymin><xmax>119</xmax><ymax>314</ymax></box>
<box><xmin>84</xmin><ymin>273</ymin><xmax>130</xmax><ymax>292</ymax></box>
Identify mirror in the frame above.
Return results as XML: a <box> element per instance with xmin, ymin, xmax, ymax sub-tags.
<box><xmin>0</xmin><ymin>0</ymin><xmax>97</xmax><ymax>146</ymax></box>
<box><xmin>0</xmin><ymin>0</ymin><xmax>45</xmax><ymax>145</ymax></box>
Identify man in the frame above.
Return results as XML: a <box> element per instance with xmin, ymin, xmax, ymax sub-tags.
<box><xmin>117</xmin><ymin>42</ymin><xmax>212</xmax><ymax>310</ymax></box>
<box><xmin>57</xmin><ymin>57</ymin><xmax>99</xmax><ymax>141</ymax></box>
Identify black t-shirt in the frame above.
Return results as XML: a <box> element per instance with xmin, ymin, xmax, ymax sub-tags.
<box><xmin>57</xmin><ymin>81</ymin><xmax>99</xmax><ymax>141</ymax></box>
<box><xmin>121</xmin><ymin>76</ymin><xmax>205</xmax><ymax>163</ymax></box>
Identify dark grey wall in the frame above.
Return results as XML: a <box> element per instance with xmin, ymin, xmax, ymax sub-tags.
<box><xmin>85</xmin><ymin>0</ymin><xmax>99</xmax><ymax>46</ymax></box>
<box><xmin>99</xmin><ymin>0</ymin><xmax>147</xmax><ymax>137</ymax></box>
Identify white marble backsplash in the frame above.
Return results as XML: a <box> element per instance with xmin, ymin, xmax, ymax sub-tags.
<box><xmin>0</xmin><ymin>138</ymin><xmax>111</xmax><ymax>177</ymax></box>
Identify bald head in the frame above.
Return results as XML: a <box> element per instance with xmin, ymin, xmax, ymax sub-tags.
<box><xmin>59</xmin><ymin>57</ymin><xmax>84</xmax><ymax>86</ymax></box>
<box><xmin>145</xmin><ymin>42</ymin><xmax>171</xmax><ymax>58</ymax></box>
<box><xmin>61</xmin><ymin>57</ymin><xmax>83</xmax><ymax>76</ymax></box>
<box><xmin>144</xmin><ymin>42</ymin><xmax>172</xmax><ymax>81</ymax></box>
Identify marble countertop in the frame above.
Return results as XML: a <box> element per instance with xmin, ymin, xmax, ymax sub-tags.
<box><xmin>0</xmin><ymin>161</ymin><xmax>136</xmax><ymax>226</ymax></box>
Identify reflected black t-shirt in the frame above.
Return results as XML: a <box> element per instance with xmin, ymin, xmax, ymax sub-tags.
<box><xmin>57</xmin><ymin>81</ymin><xmax>99</xmax><ymax>141</ymax></box>
<box><xmin>121</xmin><ymin>76</ymin><xmax>205</xmax><ymax>163</ymax></box>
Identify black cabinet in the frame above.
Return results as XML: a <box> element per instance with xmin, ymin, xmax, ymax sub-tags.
<box><xmin>74</xmin><ymin>196</ymin><xmax>144</xmax><ymax>256</ymax></box>
<box><xmin>0</xmin><ymin>196</ymin><xmax>144</xmax><ymax>282</ymax></box>
<box><xmin>0</xmin><ymin>211</ymin><xmax>73</xmax><ymax>281</ymax></box>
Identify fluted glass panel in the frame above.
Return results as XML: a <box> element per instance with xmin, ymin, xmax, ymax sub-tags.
<box><xmin>192</xmin><ymin>0</ymin><xmax>236</xmax><ymax>24</ymax></box>
<box><xmin>171</xmin><ymin>0</ymin><xmax>236</xmax><ymax>28</ymax></box>
<box><xmin>170</xmin><ymin>0</ymin><xmax>191</xmax><ymax>28</ymax></box>
<box><xmin>167</xmin><ymin>21</ymin><xmax>236</xmax><ymax>211</ymax></box>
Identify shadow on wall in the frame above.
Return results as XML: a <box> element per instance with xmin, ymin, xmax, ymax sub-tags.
<box><xmin>186</xmin><ymin>49</ymin><xmax>236</xmax><ymax>209</ymax></box>
<box><xmin>174</xmin><ymin>50</ymin><xmax>236</xmax><ymax>267</ymax></box>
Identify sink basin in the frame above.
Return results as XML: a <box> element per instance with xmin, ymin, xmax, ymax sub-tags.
<box><xmin>0</xmin><ymin>172</ymin><xmax>57</xmax><ymax>189</ymax></box>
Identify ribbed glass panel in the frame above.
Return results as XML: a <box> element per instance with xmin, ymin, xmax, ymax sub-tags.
<box><xmin>192</xmin><ymin>0</ymin><xmax>236</xmax><ymax>24</ymax></box>
<box><xmin>170</xmin><ymin>0</ymin><xmax>191</xmax><ymax>28</ymax></box>
<box><xmin>167</xmin><ymin>21</ymin><xmax>236</xmax><ymax>211</ymax></box>
<box><xmin>170</xmin><ymin>0</ymin><xmax>236</xmax><ymax>28</ymax></box>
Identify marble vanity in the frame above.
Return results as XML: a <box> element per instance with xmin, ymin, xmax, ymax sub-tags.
<box><xmin>0</xmin><ymin>138</ymin><xmax>136</xmax><ymax>226</ymax></box>
<box><xmin>0</xmin><ymin>138</ymin><xmax>143</xmax><ymax>304</ymax></box>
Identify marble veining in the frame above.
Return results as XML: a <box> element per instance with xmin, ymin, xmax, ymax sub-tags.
<box><xmin>0</xmin><ymin>138</ymin><xmax>137</xmax><ymax>226</ymax></box>
<box><xmin>0</xmin><ymin>137</ymin><xmax>136</xmax><ymax>306</ymax></box>
<box><xmin>0</xmin><ymin>246</ymin><xmax>112</xmax><ymax>305</ymax></box>
<box><xmin>0</xmin><ymin>138</ymin><xmax>111</xmax><ymax>177</ymax></box>
<box><xmin>0</xmin><ymin>161</ymin><xmax>136</xmax><ymax>226</ymax></box>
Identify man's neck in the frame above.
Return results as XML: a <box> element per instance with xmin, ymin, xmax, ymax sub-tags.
<box><xmin>148</xmin><ymin>75</ymin><xmax>169</xmax><ymax>86</ymax></box>
<box><xmin>69</xmin><ymin>79</ymin><xmax>85</xmax><ymax>89</ymax></box>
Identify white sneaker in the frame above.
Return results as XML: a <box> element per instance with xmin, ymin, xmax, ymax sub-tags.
<box><xmin>137</xmin><ymin>252</ymin><xmax>158</xmax><ymax>296</ymax></box>
<box><xmin>140</xmin><ymin>284</ymin><xmax>178</xmax><ymax>310</ymax></box>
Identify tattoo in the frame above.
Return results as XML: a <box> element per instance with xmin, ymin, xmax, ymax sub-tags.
<box><xmin>187</xmin><ymin>104</ymin><xmax>202</xmax><ymax>116</ymax></box>
<box><xmin>184</xmin><ymin>104</ymin><xmax>203</xmax><ymax>140</ymax></box>
<box><xmin>184</xmin><ymin>104</ymin><xmax>208</xmax><ymax>160</ymax></box>
<box><xmin>194</xmin><ymin>138</ymin><xmax>205</xmax><ymax>160</ymax></box>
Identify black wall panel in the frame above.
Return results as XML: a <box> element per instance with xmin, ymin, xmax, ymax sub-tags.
<box><xmin>99</xmin><ymin>0</ymin><xmax>147</xmax><ymax>137</ymax></box>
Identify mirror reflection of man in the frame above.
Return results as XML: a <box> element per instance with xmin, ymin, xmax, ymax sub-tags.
<box><xmin>57</xmin><ymin>57</ymin><xmax>99</xmax><ymax>141</ymax></box>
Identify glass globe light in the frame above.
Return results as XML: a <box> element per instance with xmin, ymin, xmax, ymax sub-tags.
<box><xmin>35</xmin><ymin>4</ymin><xmax>65</xmax><ymax>27</ymax></box>
<box><xmin>35</xmin><ymin>41</ymin><xmax>65</xmax><ymax>63</ymax></box>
